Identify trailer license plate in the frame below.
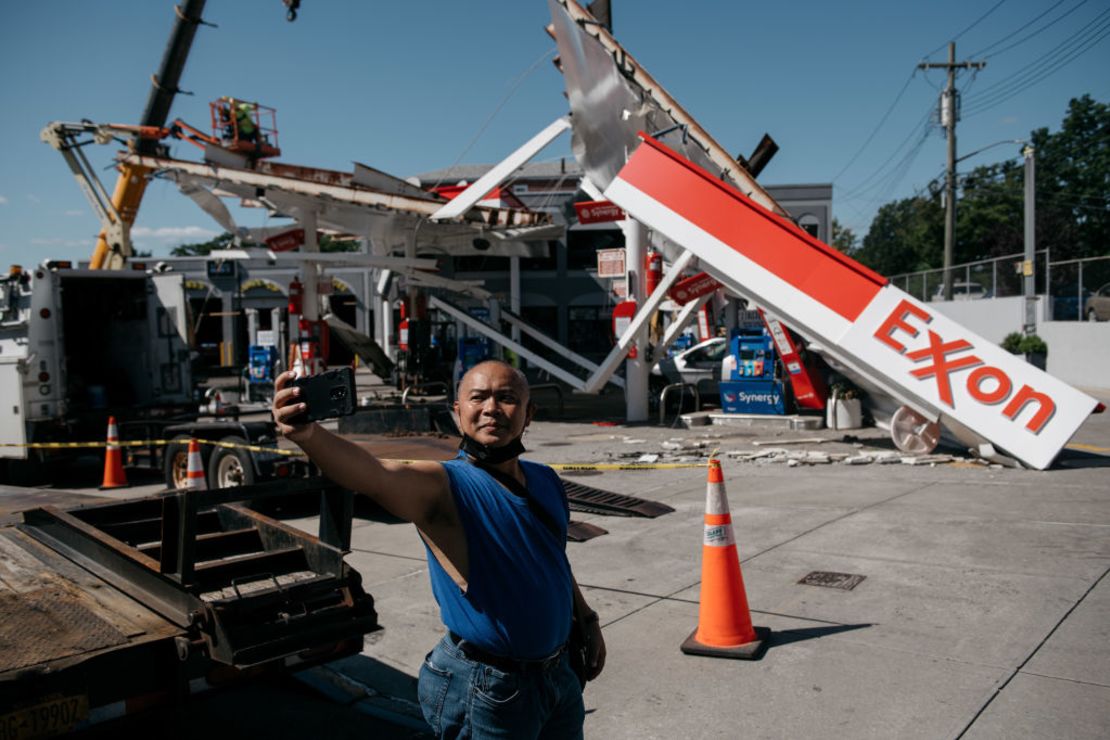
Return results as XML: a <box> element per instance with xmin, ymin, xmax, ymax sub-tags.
<box><xmin>0</xmin><ymin>695</ymin><xmax>88</xmax><ymax>739</ymax></box>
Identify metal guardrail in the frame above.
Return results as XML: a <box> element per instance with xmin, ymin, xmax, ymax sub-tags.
<box><xmin>659</xmin><ymin>383</ymin><xmax>700</xmax><ymax>426</ymax></box>
<box><xmin>401</xmin><ymin>381</ymin><xmax>449</xmax><ymax>405</ymax></box>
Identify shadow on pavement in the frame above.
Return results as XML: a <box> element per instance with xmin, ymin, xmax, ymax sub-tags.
<box><xmin>766</xmin><ymin>622</ymin><xmax>874</xmax><ymax>650</ymax></box>
<box><xmin>1054</xmin><ymin>448</ymin><xmax>1110</xmax><ymax>469</ymax></box>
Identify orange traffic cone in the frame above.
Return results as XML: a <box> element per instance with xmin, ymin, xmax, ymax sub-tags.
<box><xmin>185</xmin><ymin>439</ymin><xmax>207</xmax><ymax>491</ymax></box>
<box><xmin>681</xmin><ymin>458</ymin><xmax>770</xmax><ymax>660</ymax></box>
<box><xmin>99</xmin><ymin>416</ymin><xmax>129</xmax><ymax>490</ymax></box>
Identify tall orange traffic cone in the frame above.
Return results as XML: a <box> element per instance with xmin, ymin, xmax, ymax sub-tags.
<box><xmin>185</xmin><ymin>439</ymin><xmax>207</xmax><ymax>491</ymax></box>
<box><xmin>681</xmin><ymin>458</ymin><xmax>770</xmax><ymax>660</ymax></box>
<box><xmin>99</xmin><ymin>416</ymin><xmax>129</xmax><ymax>490</ymax></box>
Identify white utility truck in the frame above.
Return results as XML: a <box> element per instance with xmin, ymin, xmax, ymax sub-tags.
<box><xmin>0</xmin><ymin>261</ymin><xmax>297</xmax><ymax>487</ymax></box>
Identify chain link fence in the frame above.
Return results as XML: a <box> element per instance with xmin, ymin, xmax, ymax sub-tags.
<box><xmin>889</xmin><ymin>251</ymin><xmax>1110</xmax><ymax>321</ymax></box>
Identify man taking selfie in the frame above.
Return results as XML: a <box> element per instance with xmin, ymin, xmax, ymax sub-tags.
<box><xmin>272</xmin><ymin>360</ymin><xmax>605</xmax><ymax>738</ymax></box>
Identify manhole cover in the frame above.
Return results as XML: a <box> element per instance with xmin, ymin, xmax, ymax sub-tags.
<box><xmin>798</xmin><ymin>571</ymin><xmax>866</xmax><ymax>590</ymax></box>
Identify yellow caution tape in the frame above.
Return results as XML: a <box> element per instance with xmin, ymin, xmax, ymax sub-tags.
<box><xmin>1065</xmin><ymin>442</ymin><xmax>1110</xmax><ymax>454</ymax></box>
<box><xmin>0</xmin><ymin>438</ymin><xmax>303</xmax><ymax>457</ymax></box>
<box><xmin>347</xmin><ymin>458</ymin><xmax>707</xmax><ymax>471</ymax></box>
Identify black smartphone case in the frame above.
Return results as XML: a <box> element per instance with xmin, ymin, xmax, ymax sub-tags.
<box><xmin>290</xmin><ymin>367</ymin><xmax>357</xmax><ymax>423</ymax></box>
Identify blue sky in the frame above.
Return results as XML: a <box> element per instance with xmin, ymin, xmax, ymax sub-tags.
<box><xmin>1</xmin><ymin>0</ymin><xmax>1107</xmax><ymax>268</ymax></box>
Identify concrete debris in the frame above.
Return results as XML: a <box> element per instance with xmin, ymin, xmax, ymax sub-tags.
<box><xmin>843</xmin><ymin>454</ymin><xmax>874</xmax><ymax>465</ymax></box>
<box><xmin>900</xmin><ymin>454</ymin><xmax>955</xmax><ymax>465</ymax></box>
<box><xmin>787</xmin><ymin>459</ymin><xmax>800</xmax><ymax>467</ymax></box>
<box><xmin>622</xmin><ymin>438</ymin><xmax>647</xmax><ymax>444</ymax></box>
<box><xmin>753</xmin><ymin>437</ymin><xmax>825</xmax><ymax>446</ymax></box>
<box><xmin>636</xmin><ymin>453</ymin><xmax>660</xmax><ymax>463</ymax></box>
<box><xmin>660</xmin><ymin>441</ymin><xmax>684</xmax><ymax>451</ymax></box>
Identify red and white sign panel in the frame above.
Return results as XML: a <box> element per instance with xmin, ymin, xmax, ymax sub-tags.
<box><xmin>668</xmin><ymin>271</ymin><xmax>720</xmax><ymax>305</ymax></box>
<box><xmin>604</xmin><ymin>134</ymin><xmax>1097</xmax><ymax>469</ymax></box>
<box><xmin>265</xmin><ymin>228</ymin><xmax>305</xmax><ymax>252</ymax></box>
<box><xmin>575</xmin><ymin>200</ymin><xmax>626</xmax><ymax>224</ymax></box>
<box><xmin>596</xmin><ymin>248</ymin><xmax>625</xmax><ymax>278</ymax></box>
<box><xmin>760</xmin><ymin>310</ymin><xmax>827</xmax><ymax>410</ymax></box>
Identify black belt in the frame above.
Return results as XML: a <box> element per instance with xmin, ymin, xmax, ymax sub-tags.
<box><xmin>447</xmin><ymin>631</ymin><xmax>564</xmax><ymax>673</ymax></box>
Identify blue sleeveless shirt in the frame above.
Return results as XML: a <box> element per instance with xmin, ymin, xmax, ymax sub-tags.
<box><xmin>426</xmin><ymin>452</ymin><xmax>573</xmax><ymax>659</ymax></box>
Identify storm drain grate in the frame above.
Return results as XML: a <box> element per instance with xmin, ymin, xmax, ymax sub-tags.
<box><xmin>798</xmin><ymin>571</ymin><xmax>866</xmax><ymax>590</ymax></box>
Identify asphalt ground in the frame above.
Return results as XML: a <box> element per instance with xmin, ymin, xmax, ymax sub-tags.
<box><xmin>4</xmin><ymin>378</ymin><xmax>1108</xmax><ymax>738</ymax></box>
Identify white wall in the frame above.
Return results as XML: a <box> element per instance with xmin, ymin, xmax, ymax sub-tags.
<box><xmin>929</xmin><ymin>296</ymin><xmax>1027</xmax><ymax>344</ymax></box>
<box><xmin>930</xmin><ymin>296</ymin><xmax>1110</xmax><ymax>391</ymax></box>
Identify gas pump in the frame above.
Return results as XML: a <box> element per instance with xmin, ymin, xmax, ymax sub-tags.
<box><xmin>718</xmin><ymin>318</ymin><xmax>787</xmax><ymax>415</ymax></box>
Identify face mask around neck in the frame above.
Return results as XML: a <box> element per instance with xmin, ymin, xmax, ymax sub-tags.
<box><xmin>459</xmin><ymin>433</ymin><xmax>526</xmax><ymax>465</ymax></box>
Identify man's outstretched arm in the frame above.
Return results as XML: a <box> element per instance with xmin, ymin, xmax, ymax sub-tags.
<box><xmin>271</xmin><ymin>370</ymin><xmax>451</xmax><ymax>528</ymax></box>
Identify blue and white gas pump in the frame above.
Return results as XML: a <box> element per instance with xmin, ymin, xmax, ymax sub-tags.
<box><xmin>718</xmin><ymin>324</ymin><xmax>787</xmax><ymax>414</ymax></box>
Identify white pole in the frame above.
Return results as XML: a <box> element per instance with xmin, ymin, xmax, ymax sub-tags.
<box><xmin>624</xmin><ymin>218</ymin><xmax>649</xmax><ymax>422</ymax></box>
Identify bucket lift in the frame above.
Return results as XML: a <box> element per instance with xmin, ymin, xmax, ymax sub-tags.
<box><xmin>209</xmin><ymin>97</ymin><xmax>281</xmax><ymax>159</ymax></box>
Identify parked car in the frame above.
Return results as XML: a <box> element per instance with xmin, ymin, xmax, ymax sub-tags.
<box><xmin>1085</xmin><ymin>283</ymin><xmax>1110</xmax><ymax>321</ymax></box>
<box><xmin>931</xmin><ymin>281</ymin><xmax>991</xmax><ymax>301</ymax></box>
<box><xmin>1050</xmin><ymin>284</ymin><xmax>1092</xmax><ymax>321</ymax></box>
<box><xmin>651</xmin><ymin>337</ymin><xmax>727</xmax><ymax>398</ymax></box>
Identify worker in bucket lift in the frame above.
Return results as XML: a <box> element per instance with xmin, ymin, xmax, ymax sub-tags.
<box><xmin>272</xmin><ymin>360</ymin><xmax>605</xmax><ymax>738</ymax></box>
<box><xmin>223</xmin><ymin>97</ymin><xmax>256</xmax><ymax>144</ymax></box>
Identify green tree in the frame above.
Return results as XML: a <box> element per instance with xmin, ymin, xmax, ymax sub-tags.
<box><xmin>855</xmin><ymin>195</ymin><xmax>944</xmax><ymax>275</ymax></box>
<box><xmin>1027</xmin><ymin>94</ymin><xmax>1109</xmax><ymax>263</ymax></box>
<box><xmin>319</xmin><ymin>234</ymin><xmax>360</xmax><ymax>252</ymax></box>
<box><xmin>170</xmin><ymin>231</ymin><xmax>237</xmax><ymax>256</ymax></box>
<box><xmin>831</xmin><ymin>218</ymin><xmax>858</xmax><ymax>253</ymax></box>
<box><xmin>170</xmin><ymin>231</ymin><xmax>361</xmax><ymax>256</ymax></box>
<box><xmin>858</xmin><ymin>95</ymin><xmax>1108</xmax><ymax>275</ymax></box>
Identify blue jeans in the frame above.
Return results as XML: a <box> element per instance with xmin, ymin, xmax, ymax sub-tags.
<box><xmin>418</xmin><ymin>634</ymin><xmax>585</xmax><ymax>739</ymax></box>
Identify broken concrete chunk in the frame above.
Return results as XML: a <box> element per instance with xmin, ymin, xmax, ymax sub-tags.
<box><xmin>636</xmin><ymin>453</ymin><xmax>660</xmax><ymax>463</ymax></box>
<box><xmin>843</xmin><ymin>455</ymin><xmax>874</xmax><ymax>465</ymax></box>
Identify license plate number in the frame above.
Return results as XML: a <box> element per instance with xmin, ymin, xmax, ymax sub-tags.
<box><xmin>0</xmin><ymin>695</ymin><xmax>89</xmax><ymax>740</ymax></box>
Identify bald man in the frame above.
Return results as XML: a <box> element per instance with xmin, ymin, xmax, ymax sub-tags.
<box><xmin>272</xmin><ymin>360</ymin><xmax>604</xmax><ymax>738</ymax></box>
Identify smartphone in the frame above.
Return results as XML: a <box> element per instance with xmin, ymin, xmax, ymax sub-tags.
<box><xmin>289</xmin><ymin>367</ymin><xmax>357</xmax><ymax>423</ymax></box>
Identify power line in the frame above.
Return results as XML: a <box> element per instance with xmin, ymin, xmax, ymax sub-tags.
<box><xmin>969</xmin><ymin>0</ymin><xmax>1079</xmax><ymax>58</ymax></box>
<box><xmin>964</xmin><ymin>9</ymin><xmax>1110</xmax><ymax>115</ymax></box>
<box><xmin>832</xmin><ymin>4</ymin><xmax>1010</xmax><ymax>207</ymax></box>
<box><xmin>838</xmin><ymin>105</ymin><xmax>934</xmax><ymax>199</ymax></box>
<box><xmin>429</xmin><ymin>46</ymin><xmax>557</xmax><ymax>191</ymax></box>
<box><xmin>843</xmin><ymin>125</ymin><xmax>933</xmax><ymax>205</ymax></box>
<box><xmin>923</xmin><ymin>0</ymin><xmax>1010</xmax><ymax>58</ymax></box>
<box><xmin>830</xmin><ymin>70</ymin><xmax>918</xmax><ymax>184</ymax></box>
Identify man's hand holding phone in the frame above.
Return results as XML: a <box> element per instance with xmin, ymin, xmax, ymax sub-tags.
<box><xmin>272</xmin><ymin>370</ymin><xmax>315</xmax><ymax>443</ymax></box>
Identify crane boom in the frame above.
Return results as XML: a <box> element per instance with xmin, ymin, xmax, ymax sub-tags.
<box><xmin>89</xmin><ymin>0</ymin><xmax>209</xmax><ymax>269</ymax></box>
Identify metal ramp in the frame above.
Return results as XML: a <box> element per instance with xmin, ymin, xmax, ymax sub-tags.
<box><xmin>562</xmin><ymin>479</ymin><xmax>675</xmax><ymax>518</ymax></box>
<box><xmin>19</xmin><ymin>477</ymin><xmax>379</xmax><ymax>667</ymax></box>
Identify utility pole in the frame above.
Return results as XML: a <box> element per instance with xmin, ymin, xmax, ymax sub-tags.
<box><xmin>1023</xmin><ymin>145</ymin><xmax>1036</xmax><ymax>334</ymax></box>
<box><xmin>919</xmin><ymin>43</ymin><xmax>986</xmax><ymax>301</ymax></box>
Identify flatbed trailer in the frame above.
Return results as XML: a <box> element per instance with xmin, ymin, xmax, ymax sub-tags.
<box><xmin>0</xmin><ymin>478</ymin><xmax>378</xmax><ymax>737</ymax></box>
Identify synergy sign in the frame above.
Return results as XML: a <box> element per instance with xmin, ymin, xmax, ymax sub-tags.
<box><xmin>605</xmin><ymin>134</ymin><xmax>1098</xmax><ymax>469</ymax></box>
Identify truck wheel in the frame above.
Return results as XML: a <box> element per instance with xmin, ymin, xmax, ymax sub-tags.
<box><xmin>207</xmin><ymin>437</ymin><xmax>256</xmax><ymax>489</ymax></box>
<box><xmin>164</xmin><ymin>435</ymin><xmax>209</xmax><ymax>490</ymax></box>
